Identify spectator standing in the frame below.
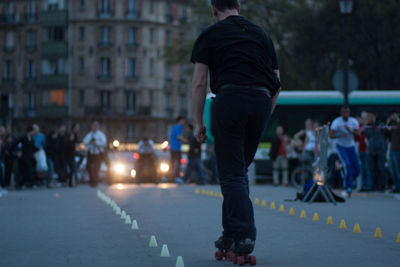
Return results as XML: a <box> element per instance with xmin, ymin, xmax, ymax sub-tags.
<box><xmin>183</xmin><ymin>124</ymin><xmax>206</xmax><ymax>185</ymax></box>
<box><xmin>270</xmin><ymin>126</ymin><xmax>289</xmax><ymax>186</ymax></box>
<box><xmin>64</xmin><ymin>132</ymin><xmax>76</xmax><ymax>187</ymax></box>
<box><xmin>56</xmin><ymin>124</ymin><xmax>67</xmax><ymax>185</ymax></box>
<box><xmin>169</xmin><ymin>116</ymin><xmax>186</xmax><ymax>180</ymax></box>
<box><xmin>2</xmin><ymin>134</ymin><xmax>15</xmax><ymax>188</ymax></box>
<box><xmin>83</xmin><ymin>121</ymin><xmax>107</xmax><ymax>187</ymax></box>
<box><xmin>45</xmin><ymin>131</ymin><xmax>58</xmax><ymax>188</ymax></box>
<box><xmin>357</xmin><ymin>113</ymin><xmax>372</xmax><ymax>191</ymax></box>
<box><xmin>0</xmin><ymin>126</ymin><xmax>5</xmax><ymax>189</ymax></box>
<box><xmin>330</xmin><ymin>106</ymin><xmax>360</xmax><ymax>197</ymax></box>
<box><xmin>387</xmin><ymin>112</ymin><xmax>400</xmax><ymax>193</ymax></box>
<box><xmin>32</xmin><ymin>124</ymin><xmax>45</xmax><ymax>149</ymax></box>
<box><xmin>295</xmin><ymin>119</ymin><xmax>316</xmax><ymax>161</ymax></box>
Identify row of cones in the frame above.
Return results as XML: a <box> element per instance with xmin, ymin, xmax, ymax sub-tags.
<box><xmin>97</xmin><ymin>190</ymin><xmax>186</xmax><ymax>267</ymax></box>
<box><xmin>195</xmin><ymin>189</ymin><xmax>400</xmax><ymax>244</ymax></box>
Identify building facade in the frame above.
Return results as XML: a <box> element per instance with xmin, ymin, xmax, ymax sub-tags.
<box><xmin>0</xmin><ymin>0</ymin><xmax>191</xmax><ymax>142</ymax></box>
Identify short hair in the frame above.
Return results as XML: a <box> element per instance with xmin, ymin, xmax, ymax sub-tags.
<box><xmin>176</xmin><ymin>115</ymin><xmax>185</xmax><ymax>123</ymax></box>
<box><xmin>26</xmin><ymin>126</ymin><xmax>34</xmax><ymax>133</ymax></box>
<box><xmin>341</xmin><ymin>105</ymin><xmax>350</xmax><ymax>111</ymax></box>
<box><xmin>211</xmin><ymin>0</ymin><xmax>239</xmax><ymax>12</ymax></box>
<box><xmin>188</xmin><ymin>124</ymin><xmax>194</xmax><ymax>131</ymax></box>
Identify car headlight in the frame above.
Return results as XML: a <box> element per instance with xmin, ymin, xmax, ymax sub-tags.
<box><xmin>130</xmin><ymin>169</ymin><xmax>136</xmax><ymax>178</ymax></box>
<box><xmin>113</xmin><ymin>163</ymin><xmax>126</xmax><ymax>175</ymax></box>
<box><xmin>160</xmin><ymin>162</ymin><xmax>170</xmax><ymax>173</ymax></box>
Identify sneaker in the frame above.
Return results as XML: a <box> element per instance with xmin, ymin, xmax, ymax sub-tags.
<box><xmin>231</xmin><ymin>238</ymin><xmax>255</xmax><ymax>254</ymax></box>
<box><xmin>215</xmin><ymin>236</ymin><xmax>234</xmax><ymax>250</ymax></box>
<box><xmin>175</xmin><ymin>177</ymin><xmax>184</xmax><ymax>185</ymax></box>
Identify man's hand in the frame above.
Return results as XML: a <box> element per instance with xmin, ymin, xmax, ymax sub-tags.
<box><xmin>194</xmin><ymin>124</ymin><xmax>207</xmax><ymax>143</ymax></box>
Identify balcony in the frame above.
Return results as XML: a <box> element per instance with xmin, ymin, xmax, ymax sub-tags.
<box><xmin>98</xmin><ymin>41</ymin><xmax>113</xmax><ymax>49</ymax></box>
<box><xmin>1</xmin><ymin>77</ymin><xmax>15</xmax><ymax>86</ymax></box>
<box><xmin>98</xmin><ymin>9</ymin><xmax>113</xmax><ymax>19</ymax></box>
<box><xmin>40</xmin><ymin>41</ymin><xmax>68</xmax><ymax>57</ymax></box>
<box><xmin>166</xmin><ymin>14</ymin><xmax>173</xmax><ymax>23</ymax></box>
<box><xmin>125</xmin><ymin>75</ymin><xmax>139</xmax><ymax>82</ymax></box>
<box><xmin>97</xmin><ymin>74</ymin><xmax>112</xmax><ymax>82</ymax></box>
<box><xmin>126</xmin><ymin>10</ymin><xmax>140</xmax><ymax>19</ymax></box>
<box><xmin>40</xmin><ymin>10</ymin><xmax>68</xmax><ymax>26</ymax></box>
<box><xmin>85</xmin><ymin>106</ymin><xmax>114</xmax><ymax>116</ymax></box>
<box><xmin>3</xmin><ymin>46</ymin><xmax>14</xmax><ymax>53</ymax></box>
<box><xmin>39</xmin><ymin>74</ymin><xmax>68</xmax><ymax>89</ymax></box>
<box><xmin>25</xmin><ymin>44</ymin><xmax>37</xmax><ymax>52</ymax></box>
<box><xmin>36</xmin><ymin>106</ymin><xmax>68</xmax><ymax>117</ymax></box>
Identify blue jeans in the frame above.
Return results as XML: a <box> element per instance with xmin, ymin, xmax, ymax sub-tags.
<box><xmin>183</xmin><ymin>158</ymin><xmax>206</xmax><ymax>184</ymax></box>
<box><xmin>390</xmin><ymin>151</ymin><xmax>400</xmax><ymax>190</ymax></box>
<box><xmin>359</xmin><ymin>152</ymin><xmax>372</xmax><ymax>190</ymax></box>
<box><xmin>212</xmin><ymin>85</ymin><xmax>272</xmax><ymax>241</ymax></box>
<box><xmin>46</xmin><ymin>158</ymin><xmax>55</xmax><ymax>185</ymax></box>
<box><xmin>336</xmin><ymin>144</ymin><xmax>361</xmax><ymax>192</ymax></box>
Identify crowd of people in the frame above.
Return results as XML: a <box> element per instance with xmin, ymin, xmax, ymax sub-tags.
<box><xmin>270</xmin><ymin>106</ymin><xmax>400</xmax><ymax>196</ymax></box>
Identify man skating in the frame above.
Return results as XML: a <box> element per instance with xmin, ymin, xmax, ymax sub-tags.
<box><xmin>191</xmin><ymin>0</ymin><xmax>281</xmax><ymax>258</ymax></box>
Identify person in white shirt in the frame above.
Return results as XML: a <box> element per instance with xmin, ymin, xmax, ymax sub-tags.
<box><xmin>330</xmin><ymin>106</ymin><xmax>361</xmax><ymax>197</ymax></box>
<box><xmin>83</xmin><ymin>121</ymin><xmax>107</xmax><ymax>187</ymax></box>
<box><xmin>137</xmin><ymin>138</ymin><xmax>154</xmax><ymax>154</ymax></box>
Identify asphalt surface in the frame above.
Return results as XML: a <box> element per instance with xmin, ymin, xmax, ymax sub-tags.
<box><xmin>0</xmin><ymin>184</ymin><xmax>399</xmax><ymax>267</ymax></box>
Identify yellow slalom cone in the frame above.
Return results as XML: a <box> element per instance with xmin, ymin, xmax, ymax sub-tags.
<box><xmin>219</xmin><ymin>192</ymin><xmax>223</xmax><ymax>198</ymax></box>
<box><xmin>160</xmin><ymin>244</ymin><xmax>170</xmax><ymax>257</ymax></box>
<box><xmin>201</xmin><ymin>189</ymin><xmax>205</xmax><ymax>195</ymax></box>
<box><xmin>270</xmin><ymin>202</ymin><xmax>276</xmax><ymax>210</ymax></box>
<box><xmin>131</xmin><ymin>220</ymin><xmax>139</xmax><ymax>230</ymax></box>
<box><xmin>289</xmin><ymin>207</ymin><xmax>295</xmax><ymax>215</ymax></box>
<box><xmin>353</xmin><ymin>224</ymin><xmax>361</xmax><ymax>233</ymax></box>
<box><xmin>374</xmin><ymin>228</ymin><xmax>382</xmax><ymax>238</ymax></box>
<box><xmin>175</xmin><ymin>256</ymin><xmax>185</xmax><ymax>267</ymax></box>
<box><xmin>254</xmin><ymin>198</ymin><xmax>260</xmax><ymax>205</ymax></box>
<box><xmin>149</xmin><ymin>235</ymin><xmax>158</xmax><ymax>247</ymax></box>
<box><xmin>395</xmin><ymin>232</ymin><xmax>400</xmax><ymax>243</ymax></box>
<box><xmin>279</xmin><ymin>204</ymin><xmax>285</xmax><ymax>212</ymax></box>
<box><xmin>261</xmin><ymin>200</ymin><xmax>266</xmax><ymax>207</ymax></box>
<box><xmin>195</xmin><ymin>188</ymin><xmax>200</xmax><ymax>194</ymax></box>
<box><xmin>300</xmin><ymin>210</ymin><xmax>306</xmax><ymax>218</ymax></box>
<box><xmin>340</xmin><ymin>219</ymin><xmax>347</xmax><ymax>229</ymax></box>
<box><xmin>312</xmin><ymin>213</ymin><xmax>319</xmax><ymax>221</ymax></box>
<box><xmin>214</xmin><ymin>191</ymin><xmax>218</xmax><ymax>197</ymax></box>
<box><xmin>125</xmin><ymin>215</ymin><xmax>132</xmax><ymax>225</ymax></box>
<box><xmin>326</xmin><ymin>216</ymin><xmax>333</xmax><ymax>225</ymax></box>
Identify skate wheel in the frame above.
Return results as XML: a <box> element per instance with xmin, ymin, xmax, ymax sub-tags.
<box><xmin>237</xmin><ymin>256</ymin><xmax>245</xmax><ymax>266</ymax></box>
<box><xmin>215</xmin><ymin>251</ymin><xmax>223</xmax><ymax>261</ymax></box>
<box><xmin>249</xmin><ymin>255</ymin><xmax>257</xmax><ymax>266</ymax></box>
<box><xmin>232</xmin><ymin>254</ymin><xmax>238</xmax><ymax>264</ymax></box>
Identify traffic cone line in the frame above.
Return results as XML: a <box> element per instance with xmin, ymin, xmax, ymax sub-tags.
<box><xmin>300</xmin><ymin>210</ymin><xmax>306</xmax><ymax>218</ymax></box>
<box><xmin>214</xmin><ymin>192</ymin><xmax>218</xmax><ymax>197</ymax></box>
<box><xmin>312</xmin><ymin>213</ymin><xmax>319</xmax><ymax>222</ymax></box>
<box><xmin>201</xmin><ymin>189</ymin><xmax>205</xmax><ymax>195</ymax></box>
<box><xmin>125</xmin><ymin>215</ymin><xmax>132</xmax><ymax>225</ymax></box>
<box><xmin>279</xmin><ymin>204</ymin><xmax>284</xmax><ymax>212</ymax></box>
<box><xmin>326</xmin><ymin>216</ymin><xmax>333</xmax><ymax>225</ymax></box>
<box><xmin>261</xmin><ymin>200</ymin><xmax>267</xmax><ymax>207</ymax></box>
<box><xmin>160</xmin><ymin>244</ymin><xmax>170</xmax><ymax>257</ymax></box>
<box><xmin>175</xmin><ymin>256</ymin><xmax>185</xmax><ymax>267</ymax></box>
<box><xmin>131</xmin><ymin>220</ymin><xmax>139</xmax><ymax>230</ymax></box>
<box><xmin>396</xmin><ymin>232</ymin><xmax>400</xmax><ymax>243</ymax></box>
<box><xmin>289</xmin><ymin>207</ymin><xmax>295</xmax><ymax>215</ymax></box>
<box><xmin>270</xmin><ymin>202</ymin><xmax>276</xmax><ymax>210</ymax></box>
<box><xmin>149</xmin><ymin>235</ymin><xmax>158</xmax><ymax>247</ymax></box>
<box><xmin>374</xmin><ymin>228</ymin><xmax>382</xmax><ymax>238</ymax></box>
<box><xmin>340</xmin><ymin>219</ymin><xmax>347</xmax><ymax>229</ymax></box>
<box><xmin>353</xmin><ymin>224</ymin><xmax>361</xmax><ymax>233</ymax></box>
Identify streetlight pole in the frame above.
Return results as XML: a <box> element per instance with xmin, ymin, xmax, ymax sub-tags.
<box><xmin>340</xmin><ymin>0</ymin><xmax>353</xmax><ymax>106</ymax></box>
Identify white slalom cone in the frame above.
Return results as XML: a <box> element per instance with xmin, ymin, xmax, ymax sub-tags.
<box><xmin>149</xmin><ymin>235</ymin><xmax>158</xmax><ymax>247</ymax></box>
<box><xmin>116</xmin><ymin>207</ymin><xmax>121</xmax><ymax>215</ymax></box>
<box><xmin>175</xmin><ymin>256</ymin><xmax>185</xmax><ymax>267</ymax></box>
<box><xmin>121</xmin><ymin>210</ymin><xmax>127</xmax><ymax>219</ymax></box>
<box><xmin>131</xmin><ymin>220</ymin><xmax>139</xmax><ymax>230</ymax></box>
<box><xmin>125</xmin><ymin>215</ymin><xmax>132</xmax><ymax>225</ymax></box>
<box><xmin>160</xmin><ymin>244</ymin><xmax>170</xmax><ymax>257</ymax></box>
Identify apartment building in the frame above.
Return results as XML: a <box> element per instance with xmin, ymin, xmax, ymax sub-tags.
<box><xmin>0</xmin><ymin>0</ymin><xmax>191</xmax><ymax>142</ymax></box>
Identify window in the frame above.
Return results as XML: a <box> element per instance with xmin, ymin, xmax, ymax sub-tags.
<box><xmin>28</xmin><ymin>92</ymin><xmax>35</xmax><ymax>111</ymax></box>
<box><xmin>127</xmin><ymin>0</ymin><xmax>138</xmax><ymax>17</ymax></box>
<box><xmin>165</xmin><ymin>92</ymin><xmax>171</xmax><ymax>114</ymax></box>
<box><xmin>100</xmin><ymin>26</ymin><xmax>111</xmax><ymax>45</ymax></box>
<box><xmin>49</xmin><ymin>90</ymin><xmax>65</xmax><ymax>106</ymax></box>
<box><xmin>41</xmin><ymin>59</ymin><xmax>68</xmax><ymax>75</ymax></box>
<box><xmin>27</xmin><ymin>1</ymin><xmax>36</xmax><ymax>21</ymax></box>
<box><xmin>99</xmin><ymin>0</ymin><xmax>111</xmax><ymax>16</ymax></box>
<box><xmin>5</xmin><ymin>32</ymin><xmax>14</xmax><ymax>51</ymax></box>
<box><xmin>48</xmin><ymin>27</ymin><xmax>64</xmax><ymax>41</ymax></box>
<box><xmin>165</xmin><ymin>64</ymin><xmax>172</xmax><ymax>81</ymax></box>
<box><xmin>100</xmin><ymin>91</ymin><xmax>111</xmax><ymax>109</ymax></box>
<box><xmin>165</xmin><ymin>30</ymin><xmax>171</xmax><ymax>46</ymax></box>
<box><xmin>79</xmin><ymin>26</ymin><xmax>85</xmax><ymax>41</ymax></box>
<box><xmin>149</xmin><ymin>58</ymin><xmax>154</xmax><ymax>77</ymax></box>
<box><xmin>179</xmin><ymin>94</ymin><xmax>186</xmax><ymax>112</ymax></box>
<box><xmin>178</xmin><ymin>5</ymin><xmax>186</xmax><ymax>23</ymax></box>
<box><xmin>79</xmin><ymin>90</ymin><xmax>85</xmax><ymax>105</ymax></box>
<box><xmin>44</xmin><ymin>0</ymin><xmax>66</xmax><ymax>11</ymax></box>
<box><xmin>126</xmin><ymin>91</ymin><xmax>137</xmax><ymax>112</ymax></box>
<box><xmin>79</xmin><ymin>57</ymin><xmax>85</xmax><ymax>73</ymax></box>
<box><xmin>126</xmin><ymin>58</ymin><xmax>137</xmax><ymax>78</ymax></box>
<box><xmin>149</xmin><ymin>0</ymin><xmax>154</xmax><ymax>13</ymax></box>
<box><xmin>100</xmin><ymin>57</ymin><xmax>110</xmax><ymax>77</ymax></box>
<box><xmin>6</xmin><ymin>2</ymin><xmax>14</xmax><ymax>22</ymax></box>
<box><xmin>80</xmin><ymin>0</ymin><xmax>85</xmax><ymax>8</ymax></box>
<box><xmin>27</xmin><ymin>30</ymin><xmax>36</xmax><ymax>49</ymax></box>
<box><xmin>127</xmin><ymin>27</ymin><xmax>137</xmax><ymax>46</ymax></box>
<box><xmin>166</xmin><ymin>3</ymin><xmax>173</xmax><ymax>22</ymax></box>
<box><xmin>26</xmin><ymin>60</ymin><xmax>36</xmax><ymax>79</ymax></box>
<box><xmin>149</xmin><ymin>28</ymin><xmax>154</xmax><ymax>43</ymax></box>
<box><xmin>3</xmin><ymin>61</ymin><xmax>13</xmax><ymax>80</ymax></box>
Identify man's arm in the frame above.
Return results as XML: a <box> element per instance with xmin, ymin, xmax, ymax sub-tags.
<box><xmin>192</xmin><ymin>63</ymin><xmax>209</xmax><ymax>143</ymax></box>
<box><xmin>271</xmin><ymin>69</ymin><xmax>281</xmax><ymax>113</ymax></box>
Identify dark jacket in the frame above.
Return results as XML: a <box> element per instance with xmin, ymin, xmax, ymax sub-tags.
<box><xmin>269</xmin><ymin>137</ymin><xmax>282</xmax><ymax>161</ymax></box>
<box><xmin>13</xmin><ymin>135</ymin><xmax>38</xmax><ymax>161</ymax></box>
<box><xmin>364</xmin><ymin>124</ymin><xmax>387</xmax><ymax>154</ymax></box>
<box><xmin>45</xmin><ymin>136</ymin><xmax>58</xmax><ymax>161</ymax></box>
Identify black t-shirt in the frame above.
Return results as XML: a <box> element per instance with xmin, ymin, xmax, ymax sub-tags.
<box><xmin>191</xmin><ymin>15</ymin><xmax>280</xmax><ymax>95</ymax></box>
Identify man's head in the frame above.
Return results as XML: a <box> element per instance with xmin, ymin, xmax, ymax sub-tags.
<box><xmin>59</xmin><ymin>124</ymin><xmax>66</xmax><ymax>135</ymax></box>
<box><xmin>91</xmin><ymin>121</ymin><xmax>100</xmax><ymax>132</ymax></box>
<box><xmin>72</xmin><ymin>123</ymin><xmax>80</xmax><ymax>133</ymax></box>
<box><xmin>0</xmin><ymin>126</ymin><xmax>5</xmax><ymax>137</ymax></box>
<box><xmin>305</xmin><ymin>119</ymin><xmax>312</xmax><ymax>129</ymax></box>
<box><xmin>32</xmin><ymin>124</ymin><xmax>40</xmax><ymax>136</ymax></box>
<box><xmin>367</xmin><ymin>112</ymin><xmax>376</xmax><ymax>125</ymax></box>
<box><xmin>340</xmin><ymin>105</ymin><xmax>351</xmax><ymax>121</ymax></box>
<box><xmin>276</xmin><ymin>126</ymin><xmax>284</xmax><ymax>137</ymax></box>
<box><xmin>210</xmin><ymin>0</ymin><xmax>240</xmax><ymax>21</ymax></box>
<box><xmin>176</xmin><ymin>115</ymin><xmax>186</xmax><ymax>125</ymax></box>
<box><xmin>26</xmin><ymin>126</ymin><xmax>34</xmax><ymax>136</ymax></box>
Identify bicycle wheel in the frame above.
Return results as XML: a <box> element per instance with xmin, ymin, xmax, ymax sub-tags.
<box><xmin>291</xmin><ymin>166</ymin><xmax>314</xmax><ymax>189</ymax></box>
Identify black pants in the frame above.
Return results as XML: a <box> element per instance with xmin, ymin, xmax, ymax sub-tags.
<box><xmin>4</xmin><ymin>157</ymin><xmax>13</xmax><ymax>187</ymax></box>
<box><xmin>87</xmin><ymin>154</ymin><xmax>102</xmax><ymax>187</ymax></box>
<box><xmin>170</xmin><ymin>150</ymin><xmax>182</xmax><ymax>178</ymax></box>
<box><xmin>212</xmin><ymin>85</ymin><xmax>272</xmax><ymax>241</ymax></box>
<box><xmin>18</xmin><ymin>158</ymin><xmax>35</xmax><ymax>188</ymax></box>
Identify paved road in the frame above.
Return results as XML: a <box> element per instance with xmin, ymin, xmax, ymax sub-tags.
<box><xmin>0</xmin><ymin>184</ymin><xmax>399</xmax><ymax>267</ymax></box>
